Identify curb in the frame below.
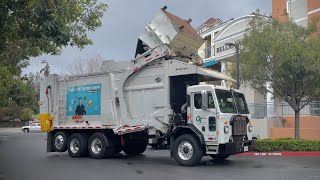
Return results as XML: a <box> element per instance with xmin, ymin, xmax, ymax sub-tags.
<box><xmin>233</xmin><ymin>152</ymin><xmax>320</xmax><ymax>157</ymax></box>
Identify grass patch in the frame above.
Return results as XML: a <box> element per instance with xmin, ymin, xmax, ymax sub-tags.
<box><xmin>255</xmin><ymin>139</ymin><xmax>320</xmax><ymax>152</ymax></box>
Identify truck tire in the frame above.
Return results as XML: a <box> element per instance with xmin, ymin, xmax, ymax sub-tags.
<box><xmin>123</xmin><ymin>142</ymin><xmax>147</xmax><ymax>155</ymax></box>
<box><xmin>23</xmin><ymin>128</ymin><xmax>29</xmax><ymax>133</ymax></box>
<box><xmin>114</xmin><ymin>146</ymin><xmax>122</xmax><ymax>154</ymax></box>
<box><xmin>172</xmin><ymin>134</ymin><xmax>203</xmax><ymax>166</ymax></box>
<box><xmin>135</xmin><ymin>141</ymin><xmax>148</xmax><ymax>154</ymax></box>
<box><xmin>88</xmin><ymin>132</ymin><xmax>115</xmax><ymax>159</ymax></box>
<box><xmin>67</xmin><ymin>133</ymin><xmax>88</xmax><ymax>158</ymax></box>
<box><xmin>53</xmin><ymin>131</ymin><xmax>69</xmax><ymax>152</ymax></box>
<box><xmin>210</xmin><ymin>155</ymin><xmax>230</xmax><ymax>161</ymax></box>
<box><xmin>123</xmin><ymin>132</ymin><xmax>148</xmax><ymax>156</ymax></box>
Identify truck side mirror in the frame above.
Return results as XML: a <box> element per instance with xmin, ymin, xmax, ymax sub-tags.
<box><xmin>201</xmin><ymin>90</ymin><xmax>208</xmax><ymax>111</ymax></box>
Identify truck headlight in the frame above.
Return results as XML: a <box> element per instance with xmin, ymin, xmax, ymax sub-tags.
<box><xmin>248</xmin><ymin>125</ymin><xmax>253</xmax><ymax>132</ymax></box>
<box><xmin>224</xmin><ymin>126</ymin><xmax>229</xmax><ymax>133</ymax></box>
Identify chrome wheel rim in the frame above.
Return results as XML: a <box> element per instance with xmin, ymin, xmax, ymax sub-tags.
<box><xmin>55</xmin><ymin>135</ymin><xmax>64</xmax><ymax>149</ymax></box>
<box><xmin>178</xmin><ymin>141</ymin><xmax>193</xmax><ymax>160</ymax></box>
<box><xmin>91</xmin><ymin>138</ymin><xmax>102</xmax><ymax>154</ymax></box>
<box><xmin>70</xmin><ymin>139</ymin><xmax>80</xmax><ymax>154</ymax></box>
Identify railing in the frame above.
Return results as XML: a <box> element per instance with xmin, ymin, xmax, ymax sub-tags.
<box><xmin>248</xmin><ymin>104</ymin><xmax>267</xmax><ymax>119</ymax></box>
<box><xmin>248</xmin><ymin>101</ymin><xmax>320</xmax><ymax>119</ymax></box>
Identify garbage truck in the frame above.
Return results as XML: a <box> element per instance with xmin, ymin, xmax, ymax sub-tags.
<box><xmin>39</xmin><ymin>8</ymin><xmax>255</xmax><ymax>166</ymax></box>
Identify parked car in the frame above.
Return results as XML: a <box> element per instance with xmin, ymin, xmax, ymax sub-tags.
<box><xmin>21</xmin><ymin>123</ymin><xmax>41</xmax><ymax>133</ymax></box>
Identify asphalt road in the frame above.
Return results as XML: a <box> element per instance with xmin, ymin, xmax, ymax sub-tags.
<box><xmin>0</xmin><ymin>129</ymin><xmax>320</xmax><ymax>180</ymax></box>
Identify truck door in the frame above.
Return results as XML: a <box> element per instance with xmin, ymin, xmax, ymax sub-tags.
<box><xmin>191</xmin><ymin>91</ymin><xmax>217</xmax><ymax>142</ymax></box>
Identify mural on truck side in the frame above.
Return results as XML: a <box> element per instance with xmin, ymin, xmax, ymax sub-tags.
<box><xmin>66</xmin><ymin>84</ymin><xmax>101</xmax><ymax>123</ymax></box>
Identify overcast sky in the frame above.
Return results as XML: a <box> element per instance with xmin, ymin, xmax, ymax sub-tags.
<box><xmin>23</xmin><ymin>0</ymin><xmax>272</xmax><ymax>75</ymax></box>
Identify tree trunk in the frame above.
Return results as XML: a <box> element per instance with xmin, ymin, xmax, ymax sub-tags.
<box><xmin>294</xmin><ymin>110</ymin><xmax>300</xmax><ymax>139</ymax></box>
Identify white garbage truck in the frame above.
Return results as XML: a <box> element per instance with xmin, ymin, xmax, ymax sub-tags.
<box><xmin>39</xmin><ymin>8</ymin><xmax>255</xmax><ymax>166</ymax></box>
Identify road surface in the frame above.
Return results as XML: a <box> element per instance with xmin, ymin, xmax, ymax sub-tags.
<box><xmin>0</xmin><ymin>129</ymin><xmax>319</xmax><ymax>180</ymax></box>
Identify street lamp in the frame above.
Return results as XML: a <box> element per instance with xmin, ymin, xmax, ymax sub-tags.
<box><xmin>225</xmin><ymin>42</ymin><xmax>240</xmax><ymax>89</ymax></box>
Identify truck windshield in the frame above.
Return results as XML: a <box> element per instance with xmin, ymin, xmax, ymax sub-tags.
<box><xmin>215</xmin><ymin>89</ymin><xmax>249</xmax><ymax>114</ymax></box>
<box><xmin>233</xmin><ymin>91</ymin><xmax>249</xmax><ymax>114</ymax></box>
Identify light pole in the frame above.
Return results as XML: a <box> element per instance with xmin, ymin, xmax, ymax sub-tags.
<box><xmin>225</xmin><ymin>42</ymin><xmax>240</xmax><ymax>89</ymax></box>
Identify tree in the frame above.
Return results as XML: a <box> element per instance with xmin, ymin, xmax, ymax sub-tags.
<box><xmin>0</xmin><ymin>0</ymin><xmax>107</xmax><ymax>75</ymax></box>
<box><xmin>0</xmin><ymin>65</ymin><xmax>13</xmax><ymax>107</ymax></box>
<box><xmin>40</xmin><ymin>61</ymin><xmax>51</xmax><ymax>77</ymax></box>
<box><xmin>0</xmin><ymin>65</ymin><xmax>39</xmax><ymax>121</ymax></box>
<box><xmin>27</xmin><ymin>71</ymin><xmax>42</xmax><ymax>103</ymax></box>
<box><xmin>19</xmin><ymin>107</ymin><xmax>34</xmax><ymax>121</ymax></box>
<box><xmin>240</xmin><ymin>14</ymin><xmax>320</xmax><ymax>139</ymax></box>
<box><xmin>67</xmin><ymin>54</ymin><xmax>103</xmax><ymax>75</ymax></box>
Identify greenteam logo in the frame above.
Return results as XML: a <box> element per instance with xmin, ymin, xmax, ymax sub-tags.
<box><xmin>196</xmin><ymin>116</ymin><xmax>203</xmax><ymax>123</ymax></box>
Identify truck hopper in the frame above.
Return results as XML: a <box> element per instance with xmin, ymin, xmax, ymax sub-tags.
<box><xmin>135</xmin><ymin>7</ymin><xmax>204</xmax><ymax>63</ymax></box>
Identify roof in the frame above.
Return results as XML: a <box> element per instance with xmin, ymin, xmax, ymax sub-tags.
<box><xmin>162</xmin><ymin>9</ymin><xmax>200</xmax><ymax>38</ymax></box>
<box><xmin>197</xmin><ymin>18</ymin><xmax>222</xmax><ymax>30</ymax></box>
<box><xmin>203</xmin><ymin>18</ymin><xmax>219</xmax><ymax>26</ymax></box>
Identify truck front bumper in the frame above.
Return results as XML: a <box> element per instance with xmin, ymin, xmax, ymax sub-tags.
<box><xmin>218</xmin><ymin>140</ymin><xmax>255</xmax><ymax>155</ymax></box>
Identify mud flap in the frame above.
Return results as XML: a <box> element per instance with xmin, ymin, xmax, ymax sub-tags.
<box><xmin>47</xmin><ymin>132</ymin><xmax>54</xmax><ymax>152</ymax></box>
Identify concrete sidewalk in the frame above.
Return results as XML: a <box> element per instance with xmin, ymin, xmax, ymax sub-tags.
<box><xmin>234</xmin><ymin>152</ymin><xmax>320</xmax><ymax>156</ymax></box>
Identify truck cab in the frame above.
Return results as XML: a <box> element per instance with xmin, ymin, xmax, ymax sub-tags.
<box><xmin>169</xmin><ymin>85</ymin><xmax>255</xmax><ymax>166</ymax></box>
<box><xmin>188</xmin><ymin>84</ymin><xmax>252</xmax><ymax>143</ymax></box>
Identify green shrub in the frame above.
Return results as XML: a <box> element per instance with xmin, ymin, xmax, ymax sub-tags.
<box><xmin>255</xmin><ymin>139</ymin><xmax>320</xmax><ymax>152</ymax></box>
<box><xmin>275</xmin><ymin>138</ymin><xmax>295</xmax><ymax>140</ymax></box>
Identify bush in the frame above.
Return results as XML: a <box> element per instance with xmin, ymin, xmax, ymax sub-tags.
<box><xmin>255</xmin><ymin>139</ymin><xmax>320</xmax><ymax>152</ymax></box>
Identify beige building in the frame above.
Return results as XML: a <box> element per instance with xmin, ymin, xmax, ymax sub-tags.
<box><xmin>196</xmin><ymin>2</ymin><xmax>320</xmax><ymax>138</ymax></box>
<box><xmin>197</xmin><ymin>16</ymin><xmax>267</xmax><ymax>118</ymax></box>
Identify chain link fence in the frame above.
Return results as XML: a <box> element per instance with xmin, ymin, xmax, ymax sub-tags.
<box><xmin>248</xmin><ymin>101</ymin><xmax>320</xmax><ymax>119</ymax></box>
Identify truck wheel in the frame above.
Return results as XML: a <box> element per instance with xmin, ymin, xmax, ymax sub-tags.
<box><xmin>114</xmin><ymin>146</ymin><xmax>122</xmax><ymax>154</ymax></box>
<box><xmin>210</xmin><ymin>155</ymin><xmax>230</xmax><ymax>161</ymax></box>
<box><xmin>122</xmin><ymin>132</ymin><xmax>148</xmax><ymax>156</ymax></box>
<box><xmin>67</xmin><ymin>133</ymin><xmax>88</xmax><ymax>158</ymax></box>
<box><xmin>135</xmin><ymin>141</ymin><xmax>148</xmax><ymax>154</ymax></box>
<box><xmin>53</xmin><ymin>131</ymin><xmax>69</xmax><ymax>152</ymax></box>
<box><xmin>172</xmin><ymin>134</ymin><xmax>203</xmax><ymax>166</ymax></box>
<box><xmin>23</xmin><ymin>128</ymin><xmax>29</xmax><ymax>133</ymax></box>
<box><xmin>88</xmin><ymin>132</ymin><xmax>115</xmax><ymax>159</ymax></box>
<box><xmin>122</xmin><ymin>145</ymin><xmax>136</xmax><ymax>155</ymax></box>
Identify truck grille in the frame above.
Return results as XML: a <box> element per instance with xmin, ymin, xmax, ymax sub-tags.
<box><xmin>232</xmin><ymin>119</ymin><xmax>247</xmax><ymax>135</ymax></box>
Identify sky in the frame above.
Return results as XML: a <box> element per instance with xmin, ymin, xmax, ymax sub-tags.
<box><xmin>23</xmin><ymin>0</ymin><xmax>272</xmax><ymax>75</ymax></box>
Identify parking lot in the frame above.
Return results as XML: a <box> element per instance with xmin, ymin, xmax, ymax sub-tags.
<box><xmin>0</xmin><ymin>129</ymin><xmax>320</xmax><ymax>180</ymax></box>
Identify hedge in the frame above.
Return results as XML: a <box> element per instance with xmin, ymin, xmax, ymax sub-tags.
<box><xmin>255</xmin><ymin>139</ymin><xmax>320</xmax><ymax>152</ymax></box>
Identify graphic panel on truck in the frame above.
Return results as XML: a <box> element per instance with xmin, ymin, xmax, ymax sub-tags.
<box><xmin>66</xmin><ymin>84</ymin><xmax>102</xmax><ymax>123</ymax></box>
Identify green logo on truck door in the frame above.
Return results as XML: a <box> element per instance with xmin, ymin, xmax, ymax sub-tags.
<box><xmin>196</xmin><ymin>116</ymin><xmax>203</xmax><ymax>123</ymax></box>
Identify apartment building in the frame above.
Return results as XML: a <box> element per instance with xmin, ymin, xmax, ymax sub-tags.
<box><xmin>273</xmin><ymin>0</ymin><xmax>320</xmax><ymax>26</ymax></box>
